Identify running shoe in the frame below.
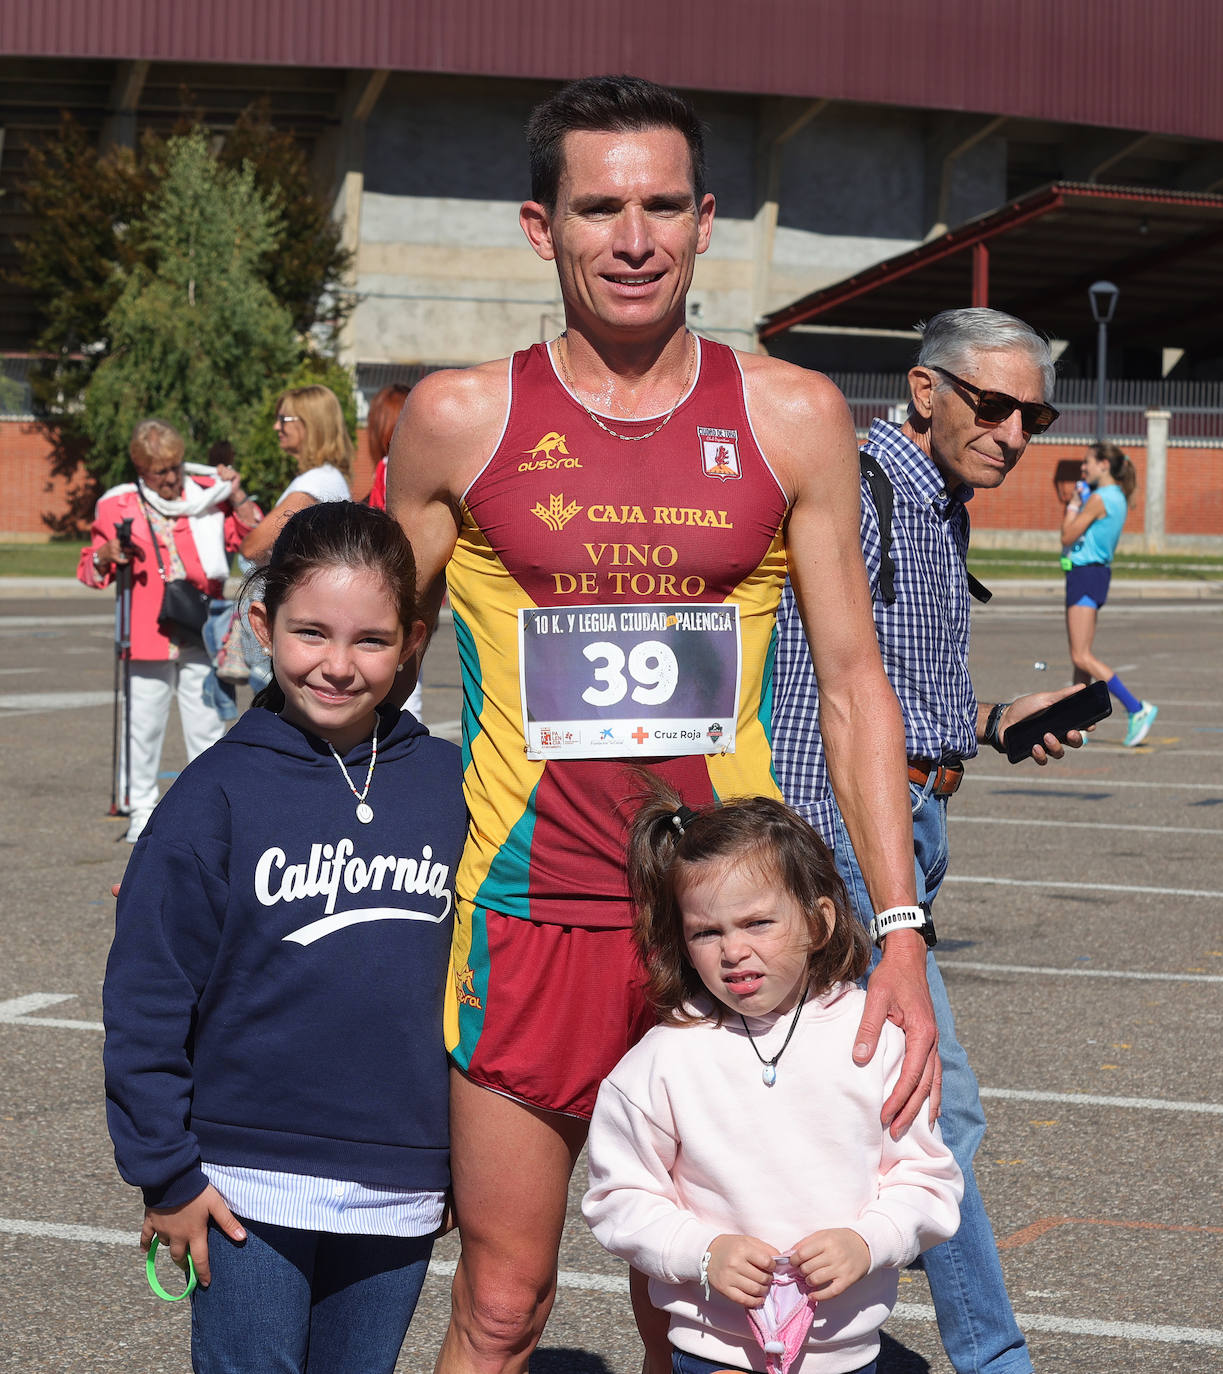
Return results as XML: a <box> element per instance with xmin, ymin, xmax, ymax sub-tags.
<box><xmin>1124</xmin><ymin>701</ymin><xmax>1158</xmax><ymax>747</ymax></box>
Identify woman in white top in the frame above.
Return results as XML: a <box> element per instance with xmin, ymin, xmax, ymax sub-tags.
<box><xmin>240</xmin><ymin>384</ymin><xmax>353</xmax><ymax>564</ymax></box>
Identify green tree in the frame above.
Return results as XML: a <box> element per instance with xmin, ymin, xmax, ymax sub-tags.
<box><xmin>82</xmin><ymin>132</ymin><xmax>299</xmax><ymax>489</ymax></box>
<box><xmin>11</xmin><ymin>106</ymin><xmax>352</xmax><ymax>527</ymax></box>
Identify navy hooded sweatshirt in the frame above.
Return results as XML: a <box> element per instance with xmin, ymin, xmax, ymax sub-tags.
<box><xmin>103</xmin><ymin>705</ymin><xmax>466</xmax><ymax>1210</ymax></box>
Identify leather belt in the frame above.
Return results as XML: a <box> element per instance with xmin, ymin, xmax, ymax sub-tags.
<box><xmin>907</xmin><ymin>757</ymin><xmax>964</xmax><ymax>798</ymax></box>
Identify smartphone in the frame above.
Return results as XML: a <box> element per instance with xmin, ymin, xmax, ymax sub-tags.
<box><xmin>1005</xmin><ymin>680</ymin><xmax>1112</xmax><ymax>763</ymax></box>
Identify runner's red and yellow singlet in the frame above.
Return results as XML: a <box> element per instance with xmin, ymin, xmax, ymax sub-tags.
<box><xmin>444</xmin><ymin>338</ymin><xmax>790</xmax><ymax>1063</ymax></box>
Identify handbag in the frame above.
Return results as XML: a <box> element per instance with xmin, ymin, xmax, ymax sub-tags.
<box><xmin>139</xmin><ymin>496</ymin><xmax>212</xmax><ymax>641</ymax></box>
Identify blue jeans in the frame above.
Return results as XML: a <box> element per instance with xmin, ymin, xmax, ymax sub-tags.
<box><xmin>830</xmin><ymin>778</ymin><xmax>1032</xmax><ymax>1374</ymax></box>
<box><xmin>672</xmin><ymin>1350</ymin><xmax>874</xmax><ymax>1374</ymax></box>
<box><xmin>190</xmin><ymin>1219</ymin><xmax>432</xmax><ymax>1374</ymax></box>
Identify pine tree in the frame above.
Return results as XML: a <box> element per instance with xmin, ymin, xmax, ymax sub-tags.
<box><xmin>83</xmin><ymin>132</ymin><xmax>299</xmax><ymax>490</ymax></box>
<box><xmin>12</xmin><ymin>108</ymin><xmax>351</xmax><ymax>527</ymax></box>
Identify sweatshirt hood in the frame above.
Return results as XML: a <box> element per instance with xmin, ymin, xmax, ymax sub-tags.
<box><xmin>217</xmin><ymin>702</ymin><xmax>429</xmax><ymax>767</ymax></box>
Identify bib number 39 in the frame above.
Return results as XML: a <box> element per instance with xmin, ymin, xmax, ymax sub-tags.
<box><xmin>582</xmin><ymin>640</ymin><xmax>678</xmax><ymax>707</ymax></box>
<box><xmin>519</xmin><ymin>602</ymin><xmax>741</xmax><ymax>759</ymax></box>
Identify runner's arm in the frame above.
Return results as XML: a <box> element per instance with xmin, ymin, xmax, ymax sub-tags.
<box><xmin>746</xmin><ymin>359</ymin><xmax>938</xmax><ymax>1132</ymax></box>
<box><xmin>387</xmin><ymin>364</ymin><xmax>507</xmax><ymax>637</ymax></box>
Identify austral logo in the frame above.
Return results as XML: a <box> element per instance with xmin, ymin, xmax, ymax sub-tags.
<box><xmin>532</xmin><ymin>493</ymin><xmax>583</xmax><ymax>532</ymax></box>
<box><xmin>698</xmin><ymin>427</ymin><xmax>742</xmax><ymax>482</ymax></box>
<box><xmin>519</xmin><ymin>431</ymin><xmax>583</xmax><ymax>472</ymax></box>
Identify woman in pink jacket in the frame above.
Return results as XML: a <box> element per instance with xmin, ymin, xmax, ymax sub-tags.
<box><xmin>78</xmin><ymin>418</ymin><xmax>261</xmax><ymax>841</ymax></box>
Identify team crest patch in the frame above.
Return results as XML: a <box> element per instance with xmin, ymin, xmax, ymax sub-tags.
<box><xmin>698</xmin><ymin>427</ymin><xmax>742</xmax><ymax>482</ymax></box>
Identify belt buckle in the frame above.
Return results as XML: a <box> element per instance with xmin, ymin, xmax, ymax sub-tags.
<box><xmin>933</xmin><ymin>764</ymin><xmax>961</xmax><ymax>797</ymax></box>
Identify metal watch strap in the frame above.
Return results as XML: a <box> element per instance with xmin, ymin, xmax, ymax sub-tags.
<box><xmin>868</xmin><ymin>904</ymin><xmax>937</xmax><ymax>948</ymax></box>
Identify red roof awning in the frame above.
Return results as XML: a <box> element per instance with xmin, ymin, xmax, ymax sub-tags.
<box><xmin>758</xmin><ymin>182</ymin><xmax>1223</xmax><ymax>356</ymax></box>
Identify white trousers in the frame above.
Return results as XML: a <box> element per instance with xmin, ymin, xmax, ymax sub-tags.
<box><xmin>121</xmin><ymin>647</ymin><xmax>225</xmax><ymax>818</ymax></box>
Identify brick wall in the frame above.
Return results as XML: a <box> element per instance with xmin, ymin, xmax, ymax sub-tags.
<box><xmin>1167</xmin><ymin>448</ymin><xmax>1223</xmax><ymax>536</ymax></box>
<box><xmin>972</xmin><ymin>441</ymin><xmax>1146</xmax><ymax>535</ymax></box>
<box><xmin>5</xmin><ymin>419</ymin><xmax>1223</xmax><ymax>542</ymax></box>
<box><xmin>0</xmin><ymin>421</ymin><xmax>91</xmax><ymax>541</ymax></box>
<box><xmin>1</xmin><ymin>420</ymin><xmax>382</xmax><ymax>539</ymax></box>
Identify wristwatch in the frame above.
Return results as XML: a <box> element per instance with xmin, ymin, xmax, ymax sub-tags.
<box><xmin>868</xmin><ymin>904</ymin><xmax>937</xmax><ymax>949</ymax></box>
<box><xmin>982</xmin><ymin>700</ymin><xmax>1012</xmax><ymax>754</ymax></box>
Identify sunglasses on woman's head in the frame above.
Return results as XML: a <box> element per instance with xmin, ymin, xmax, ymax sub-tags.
<box><xmin>933</xmin><ymin>367</ymin><xmax>1060</xmax><ymax>435</ymax></box>
<box><xmin>273</xmin><ymin>414</ymin><xmax>300</xmax><ymax>427</ymax></box>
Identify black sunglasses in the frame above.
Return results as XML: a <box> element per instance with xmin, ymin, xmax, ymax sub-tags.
<box><xmin>933</xmin><ymin>367</ymin><xmax>1059</xmax><ymax>435</ymax></box>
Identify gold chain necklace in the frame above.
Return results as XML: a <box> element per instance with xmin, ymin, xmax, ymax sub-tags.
<box><xmin>555</xmin><ymin>332</ymin><xmax>695</xmax><ymax>443</ymax></box>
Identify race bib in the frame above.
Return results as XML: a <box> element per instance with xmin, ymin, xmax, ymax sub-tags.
<box><xmin>519</xmin><ymin>603</ymin><xmax>741</xmax><ymax>760</ymax></box>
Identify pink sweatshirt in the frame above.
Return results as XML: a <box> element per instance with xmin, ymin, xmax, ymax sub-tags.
<box><xmin>583</xmin><ymin>984</ymin><xmax>963</xmax><ymax>1374</ymax></box>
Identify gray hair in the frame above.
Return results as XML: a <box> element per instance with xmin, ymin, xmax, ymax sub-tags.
<box><xmin>916</xmin><ymin>307</ymin><xmax>1056</xmax><ymax>402</ymax></box>
<box><xmin>130</xmin><ymin>418</ymin><xmax>185</xmax><ymax>468</ymax></box>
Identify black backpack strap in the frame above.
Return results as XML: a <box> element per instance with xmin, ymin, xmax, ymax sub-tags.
<box><xmin>859</xmin><ymin>452</ymin><xmax>896</xmax><ymax>606</ymax></box>
<box><xmin>967</xmin><ymin>571</ymin><xmax>992</xmax><ymax>604</ymax></box>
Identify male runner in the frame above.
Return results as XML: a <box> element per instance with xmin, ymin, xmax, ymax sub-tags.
<box><xmin>390</xmin><ymin>76</ymin><xmax>938</xmax><ymax>1374</ymax></box>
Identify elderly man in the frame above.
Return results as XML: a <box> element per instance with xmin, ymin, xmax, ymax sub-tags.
<box><xmin>772</xmin><ymin>306</ymin><xmax>1082</xmax><ymax>1374</ymax></box>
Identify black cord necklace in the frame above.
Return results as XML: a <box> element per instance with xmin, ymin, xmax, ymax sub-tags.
<box><xmin>738</xmin><ymin>977</ymin><xmax>811</xmax><ymax>1087</ymax></box>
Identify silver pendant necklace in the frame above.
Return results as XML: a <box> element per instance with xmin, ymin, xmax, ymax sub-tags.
<box><xmin>738</xmin><ymin>978</ymin><xmax>810</xmax><ymax>1087</ymax></box>
<box><xmin>555</xmin><ymin>332</ymin><xmax>695</xmax><ymax>442</ymax></box>
<box><xmin>327</xmin><ymin>730</ymin><xmax>378</xmax><ymax>824</ymax></box>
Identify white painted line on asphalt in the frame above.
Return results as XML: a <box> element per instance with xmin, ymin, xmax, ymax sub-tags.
<box><xmin>940</xmin><ymin>959</ymin><xmax>1223</xmax><ymax>983</ymax></box>
<box><xmin>916</xmin><ymin>1305</ymin><xmax>1223</xmax><ymax>1347</ymax></box>
<box><xmin>1124</xmin><ymin>699</ymin><xmax>1223</xmax><ymax>707</ymax></box>
<box><xmin>0</xmin><ymin>993</ymin><xmax>104</xmax><ymax>1031</ymax></box>
<box><xmin>969</xmin><ymin>773</ymin><xmax>1223</xmax><ymax>792</ymax></box>
<box><xmin>0</xmin><ymin>690</ymin><xmax>113</xmax><ymax>712</ymax></box>
<box><xmin>0</xmin><ymin>614</ymin><xmax>112</xmax><ymax>628</ymax></box>
<box><xmin>980</xmin><ymin>1087</ymin><xmax>1223</xmax><ymax>1115</ymax></box>
<box><xmin>1</xmin><ymin>1220</ymin><xmax>1218</xmax><ymax>1345</ymax></box>
<box><xmin>427</xmin><ymin>1258</ymin><xmax>627</xmax><ymax>1293</ymax></box>
<box><xmin>0</xmin><ymin>1218</ymin><xmax>133</xmax><ymax>1246</ymax></box>
<box><xmin>945</xmin><ymin>874</ymin><xmax>1223</xmax><ymax>899</ymax></box>
<box><xmin>950</xmin><ymin>815</ymin><xmax>1223</xmax><ymax>837</ymax></box>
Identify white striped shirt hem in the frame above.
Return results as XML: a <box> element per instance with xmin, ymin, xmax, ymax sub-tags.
<box><xmin>203</xmin><ymin>1162</ymin><xmax>444</xmax><ymax>1237</ymax></box>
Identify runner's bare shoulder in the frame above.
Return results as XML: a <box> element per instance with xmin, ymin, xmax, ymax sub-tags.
<box><xmin>734</xmin><ymin>350</ymin><xmax>856</xmax><ymax>493</ymax></box>
<box><xmin>394</xmin><ymin>359</ymin><xmax>512</xmax><ymax>501</ymax></box>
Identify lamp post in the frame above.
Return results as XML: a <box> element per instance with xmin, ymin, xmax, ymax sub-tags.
<box><xmin>1088</xmin><ymin>280</ymin><xmax>1120</xmax><ymax>443</ymax></box>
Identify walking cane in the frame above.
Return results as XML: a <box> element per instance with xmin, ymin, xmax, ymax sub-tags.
<box><xmin>108</xmin><ymin>520</ymin><xmax>136</xmax><ymax>816</ymax></box>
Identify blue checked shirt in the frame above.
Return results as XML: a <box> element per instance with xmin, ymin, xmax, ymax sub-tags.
<box><xmin>772</xmin><ymin>419</ymin><xmax>978</xmax><ymax>841</ymax></box>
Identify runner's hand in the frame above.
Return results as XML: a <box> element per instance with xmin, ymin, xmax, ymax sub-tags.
<box><xmin>852</xmin><ymin>929</ymin><xmax>940</xmax><ymax>1135</ymax></box>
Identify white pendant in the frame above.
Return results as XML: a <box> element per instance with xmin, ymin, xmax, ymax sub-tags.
<box><xmin>356</xmin><ymin>802</ymin><xmax>374</xmax><ymax>824</ymax></box>
<box><xmin>762</xmin><ymin>1064</ymin><xmax>777</xmax><ymax>1087</ymax></box>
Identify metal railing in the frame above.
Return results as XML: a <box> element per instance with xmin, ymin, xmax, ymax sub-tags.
<box><xmin>824</xmin><ymin>372</ymin><xmax>1223</xmax><ymax>446</ymax></box>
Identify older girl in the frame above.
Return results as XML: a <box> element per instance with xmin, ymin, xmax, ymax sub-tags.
<box><xmin>105</xmin><ymin>502</ymin><xmax>465</xmax><ymax>1373</ymax></box>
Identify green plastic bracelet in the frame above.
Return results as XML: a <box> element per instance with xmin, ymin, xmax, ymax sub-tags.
<box><xmin>146</xmin><ymin>1236</ymin><xmax>198</xmax><ymax>1301</ymax></box>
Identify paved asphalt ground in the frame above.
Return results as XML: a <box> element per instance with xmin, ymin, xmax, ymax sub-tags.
<box><xmin>1</xmin><ymin>580</ymin><xmax>1220</xmax><ymax>1372</ymax></box>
